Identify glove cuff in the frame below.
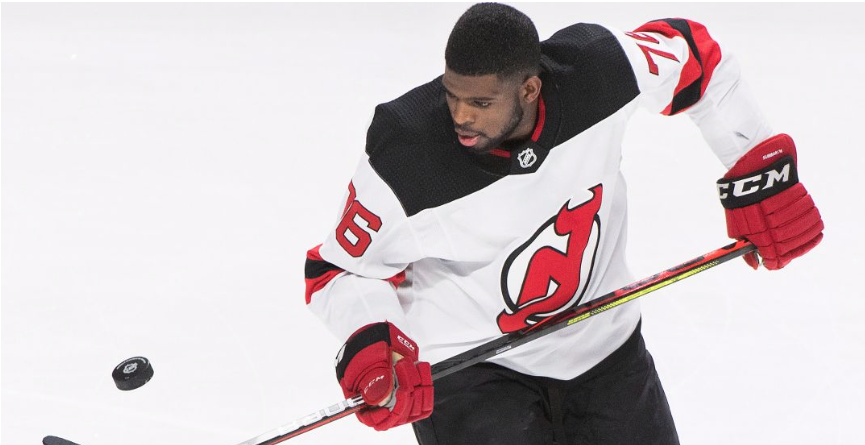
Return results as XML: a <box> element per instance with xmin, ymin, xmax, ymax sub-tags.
<box><xmin>335</xmin><ymin>322</ymin><xmax>419</xmax><ymax>382</ymax></box>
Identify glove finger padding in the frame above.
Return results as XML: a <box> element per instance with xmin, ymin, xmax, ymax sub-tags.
<box><xmin>718</xmin><ymin>134</ymin><xmax>823</xmax><ymax>270</ymax></box>
<box><xmin>335</xmin><ymin>322</ymin><xmax>434</xmax><ymax>431</ymax></box>
<box><xmin>401</xmin><ymin>361</ymin><xmax>433</xmax><ymax>420</ymax></box>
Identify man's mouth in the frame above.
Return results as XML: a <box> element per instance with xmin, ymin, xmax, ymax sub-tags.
<box><xmin>456</xmin><ymin>131</ymin><xmax>481</xmax><ymax>147</ymax></box>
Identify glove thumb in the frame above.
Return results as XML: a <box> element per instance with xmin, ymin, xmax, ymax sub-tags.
<box><xmin>357</xmin><ymin>365</ymin><xmax>394</xmax><ymax>407</ymax></box>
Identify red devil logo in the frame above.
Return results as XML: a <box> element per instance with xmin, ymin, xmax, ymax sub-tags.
<box><xmin>497</xmin><ymin>184</ymin><xmax>603</xmax><ymax>333</ymax></box>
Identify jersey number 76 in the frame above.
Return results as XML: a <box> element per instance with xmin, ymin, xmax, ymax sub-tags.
<box><xmin>336</xmin><ymin>182</ymin><xmax>382</xmax><ymax>257</ymax></box>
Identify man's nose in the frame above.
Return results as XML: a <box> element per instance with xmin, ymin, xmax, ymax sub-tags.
<box><xmin>451</xmin><ymin>102</ymin><xmax>474</xmax><ymax>127</ymax></box>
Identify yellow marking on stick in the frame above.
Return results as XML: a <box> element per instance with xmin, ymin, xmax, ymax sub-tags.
<box><xmin>567</xmin><ymin>261</ymin><xmax>719</xmax><ymax>326</ymax></box>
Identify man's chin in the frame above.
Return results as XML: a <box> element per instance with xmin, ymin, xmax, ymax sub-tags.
<box><xmin>466</xmin><ymin>144</ymin><xmax>496</xmax><ymax>155</ymax></box>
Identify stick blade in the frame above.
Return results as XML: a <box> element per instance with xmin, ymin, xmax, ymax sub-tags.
<box><xmin>43</xmin><ymin>436</ymin><xmax>82</xmax><ymax>445</ymax></box>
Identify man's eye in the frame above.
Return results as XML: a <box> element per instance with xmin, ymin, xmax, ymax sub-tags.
<box><xmin>475</xmin><ymin>101</ymin><xmax>492</xmax><ymax>108</ymax></box>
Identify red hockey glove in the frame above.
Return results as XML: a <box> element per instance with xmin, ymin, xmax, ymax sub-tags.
<box><xmin>335</xmin><ymin>322</ymin><xmax>433</xmax><ymax>431</ymax></box>
<box><xmin>717</xmin><ymin>134</ymin><xmax>823</xmax><ymax>270</ymax></box>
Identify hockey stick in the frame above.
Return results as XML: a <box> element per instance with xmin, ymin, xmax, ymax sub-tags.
<box><xmin>44</xmin><ymin>240</ymin><xmax>756</xmax><ymax>445</ymax></box>
<box><xmin>232</xmin><ymin>239</ymin><xmax>756</xmax><ymax>444</ymax></box>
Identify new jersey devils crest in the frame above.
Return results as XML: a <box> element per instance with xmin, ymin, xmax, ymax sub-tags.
<box><xmin>497</xmin><ymin>184</ymin><xmax>603</xmax><ymax>333</ymax></box>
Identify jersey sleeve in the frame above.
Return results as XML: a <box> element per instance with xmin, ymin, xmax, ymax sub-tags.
<box><xmin>304</xmin><ymin>153</ymin><xmax>422</xmax><ymax>342</ymax></box>
<box><xmin>613</xmin><ymin>19</ymin><xmax>775</xmax><ymax>167</ymax></box>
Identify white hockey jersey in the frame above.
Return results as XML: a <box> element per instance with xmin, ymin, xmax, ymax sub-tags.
<box><xmin>305</xmin><ymin>20</ymin><xmax>773</xmax><ymax>380</ymax></box>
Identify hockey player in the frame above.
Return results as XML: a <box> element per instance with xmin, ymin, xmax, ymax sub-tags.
<box><xmin>304</xmin><ymin>3</ymin><xmax>824</xmax><ymax>444</ymax></box>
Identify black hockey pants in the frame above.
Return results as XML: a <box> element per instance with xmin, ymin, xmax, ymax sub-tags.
<box><xmin>412</xmin><ymin>321</ymin><xmax>679</xmax><ymax>445</ymax></box>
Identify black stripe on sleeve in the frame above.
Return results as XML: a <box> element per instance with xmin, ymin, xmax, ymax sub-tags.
<box><xmin>653</xmin><ymin>18</ymin><xmax>704</xmax><ymax>114</ymax></box>
<box><xmin>305</xmin><ymin>257</ymin><xmax>343</xmax><ymax>280</ymax></box>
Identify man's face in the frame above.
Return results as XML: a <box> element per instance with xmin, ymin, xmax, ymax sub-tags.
<box><xmin>442</xmin><ymin>69</ymin><xmax>526</xmax><ymax>154</ymax></box>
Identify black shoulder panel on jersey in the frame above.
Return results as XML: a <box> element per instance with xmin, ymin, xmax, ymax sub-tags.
<box><xmin>365</xmin><ymin>78</ymin><xmax>504</xmax><ymax>217</ymax></box>
<box><xmin>653</xmin><ymin>18</ymin><xmax>703</xmax><ymax>114</ymax></box>
<box><xmin>364</xmin><ymin>24</ymin><xmax>639</xmax><ymax>218</ymax></box>
<box><xmin>540</xmin><ymin>23</ymin><xmax>640</xmax><ymax>146</ymax></box>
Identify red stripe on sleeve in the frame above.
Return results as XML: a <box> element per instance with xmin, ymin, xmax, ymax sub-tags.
<box><xmin>305</xmin><ymin>245</ymin><xmax>345</xmax><ymax>304</ymax></box>
<box><xmin>687</xmin><ymin>21</ymin><xmax>722</xmax><ymax>99</ymax></box>
<box><xmin>305</xmin><ymin>269</ymin><xmax>343</xmax><ymax>304</ymax></box>
<box><xmin>303</xmin><ymin>245</ymin><xmax>407</xmax><ymax>304</ymax></box>
<box><xmin>386</xmin><ymin>271</ymin><xmax>406</xmax><ymax>288</ymax></box>
<box><xmin>663</xmin><ymin>50</ymin><xmax>702</xmax><ymax>115</ymax></box>
<box><xmin>307</xmin><ymin>244</ymin><xmax>325</xmax><ymax>262</ymax></box>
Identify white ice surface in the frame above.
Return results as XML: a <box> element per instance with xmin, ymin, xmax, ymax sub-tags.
<box><xmin>2</xmin><ymin>3</ymin><xmax>864</xmax><ymax>445</ymax></box>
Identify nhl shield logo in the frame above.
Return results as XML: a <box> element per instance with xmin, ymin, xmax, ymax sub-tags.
<box><xmin>517</xmin><ymin>148</ymin><xmax>538</xmax><ymax>168</ymax></box>
<box><xmin>497</xmin><ymin>184</ymin><xmax>603</xmax><ymax>333</ymax></box>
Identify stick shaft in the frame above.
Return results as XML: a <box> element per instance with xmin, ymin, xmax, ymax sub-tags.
<box><xmin>431</xmin><ymin>239</ymin><xmax>754</xmax><ymax>379</ymax></box>
<box><xmin>238</xmin><ymin>240</ymin><xmax>755</xmax><ymax>443</ymax></box>
<box><xmin>234</xmin><ymin>395</ymin><xmax>365</xmax><ymax>445</ymax></box>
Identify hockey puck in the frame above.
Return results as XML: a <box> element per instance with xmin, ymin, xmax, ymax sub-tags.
<box><xmin>112</xmin><ymin>356</ymin><xmax>154</xmax><ymax>390</ymax></box>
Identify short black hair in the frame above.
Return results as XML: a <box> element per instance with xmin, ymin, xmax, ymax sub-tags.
<box><xmin>445</xmin><ymin>3</ymin><xmax>540</xmax><ymax>80</ymax></box>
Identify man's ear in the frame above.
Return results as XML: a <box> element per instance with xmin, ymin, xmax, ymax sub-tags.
<box><xmin>522</xmin><ymin>76</ymin><xmax>542</xmax><ymax>103</ymax></box>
